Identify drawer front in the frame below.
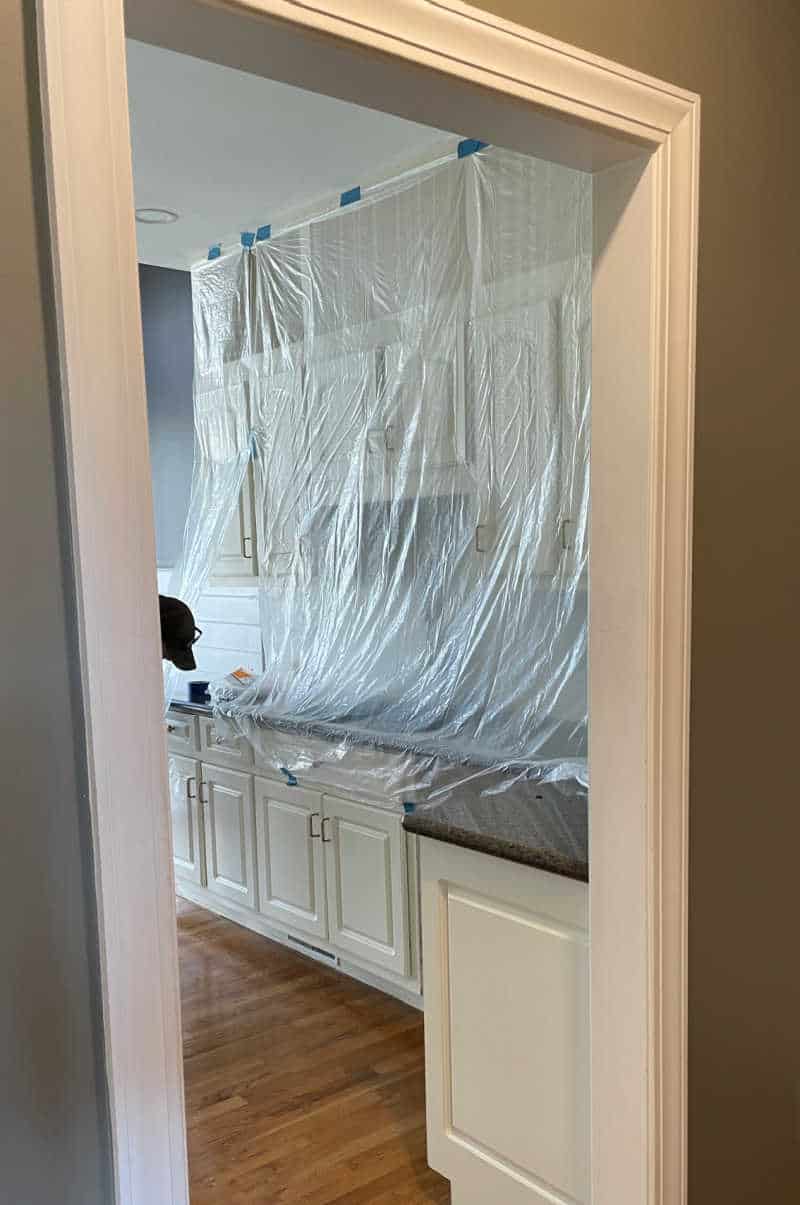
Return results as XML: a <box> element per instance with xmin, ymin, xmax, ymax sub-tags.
<box><xmin>166</xmin><ymin>710</ymin><xmax>199</xmax><ymax>755</ymax></box>
<box><xmin>199</xmin><ymin>715</ymin><xmax>254</xmax><ymax>770</ymax></box>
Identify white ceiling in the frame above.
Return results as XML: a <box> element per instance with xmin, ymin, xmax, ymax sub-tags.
<box><xmin>127</xmin><ymin>40</ymin><xmax>458</xmax><ymax>270</ymax></box>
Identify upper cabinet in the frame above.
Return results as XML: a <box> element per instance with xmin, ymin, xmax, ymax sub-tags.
<box><xmin>210</xmin><ymin>464</ymin><xmax>258</xmax><ymax>584</ymax></box>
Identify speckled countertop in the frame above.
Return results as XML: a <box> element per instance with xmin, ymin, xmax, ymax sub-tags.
<box><xmin>402</xmin><ymin>779</ymin><xmax>588</xmax><ymax>882</ymax></box>
<box><xmin>169</xmin><ymin>699</ymin><xmax>213</xmax><ymax>716</ymax></box>
<box><xmin>170</xmin><ymin>699</ymin><xmax>588</xmax><ymax>881</ymax></box>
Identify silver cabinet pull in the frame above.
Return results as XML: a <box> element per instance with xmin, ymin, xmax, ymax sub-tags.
<box><xmin>167</xmin><ymin>724</ymin><xmax>177</xmax><ymax>734</ymax></box>
<box><xmin>321</xmin><ymin>816</ymin><xmax>333</xmax><ymax>843</ymax></box>
<box><xmin>199</xmin><ymin>780</ymin><xmax>208</xmax><ymax>805</ymax></box>
<box><xmin>309</xmin><ymin>812</ymin><xmax>321</xmax><ymax>839</ymax></box>
<box><xmin>242</xmin><ymin>534</ymin><xmax>253</xmax><ymax>559</ymax></box>
<box><xmin>186</xmin><ymin>777</ymin><xmax>197</xmax><ymax>800</ymax></box>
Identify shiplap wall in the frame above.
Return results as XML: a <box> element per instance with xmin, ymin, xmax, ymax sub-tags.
<box><xmin>158</xmin><ymin>569</ymin><xmax>263</xmax><ymax>698</ymax></box>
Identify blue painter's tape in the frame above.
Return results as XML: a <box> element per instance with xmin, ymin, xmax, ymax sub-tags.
<box><xmin>402</xmin><ymin>801</ymin><xmax>416</xmax><ymax>815</ymax></box>
<box><xmin>340</xmin><ymin>186</ymin><xmax>361</xmax><ymax>207</ymax></box>
<box><xmin>207</xmin><ymin>244</ymin><xmax>221</xmax><ymax>260</ymax></box>
<box><xmin>241</xmin><ymin>231</ymin><xmax>255</xmax><ymax>248</ymax></box>
<box><xmin>280</xmin><ymin>766</ymin><xmax>299</xmax><ymax>787</ymax></box>
<box><xmin>457</xmin><ymin>138</ymin><xmax>489</xmax><ymax>158</ymax></box>
<box><xmin>256</xmin><ymin>224</ymin><xmax>272</xmax><ymax>241</ymax></box>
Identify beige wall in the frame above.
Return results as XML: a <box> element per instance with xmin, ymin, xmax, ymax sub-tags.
<box><xmin>472</xmin><ymin>2</ymin><xmax>800</xmax><ymax>1201</ymax></box>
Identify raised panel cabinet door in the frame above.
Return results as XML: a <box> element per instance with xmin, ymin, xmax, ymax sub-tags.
<box><xmin>254</xmin><ymin>777</ymin><xmax>327</xmax><ymax>941</ymax></box>
<box><xmin>322</xmin><ymin>795</ymin><xmax>409</xmax><ymax>976</ymax></box>
<box><xmin>210</xmin><ymin>464</ymin><xmax>258</xmax><ymax>582</ymax></box>
<box><xmin>201</xmin><ymin>764</ymin><xmax>257</xmax><ymax>910</ymax></box>
<box><xmin>170</xmin><ymin>755</ymin><xmax>203</xmax><ymax>885</ymax></box>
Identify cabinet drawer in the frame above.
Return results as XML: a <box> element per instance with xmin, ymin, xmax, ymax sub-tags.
<box><xmin>166</xmin><ymin>710</ymin><xmax>199</xmax><ymax>755</ymax></box>
<box><xmin>199</xmin><ymin>715</ymin><xmax>254</xmax><ymax>770</ymax></box>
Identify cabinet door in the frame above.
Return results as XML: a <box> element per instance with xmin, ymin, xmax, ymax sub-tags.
<box><xmin>322</xmin><ymin>795</ymin><xmax>409</xmax><ymax>976</ymax></box>
<box><xmin>201</xmin><ymin>764</ymin><xmax>257</xmax><ymax>910</ymax></box>
<box><xmin>170</xmin><ymin>755</ymin><xmax>203</xmax><ymax>885</ymax></box>
<box><xmin>210</xmin><ymin>464</ymin><xmax>258</xmax><ymax>582</ymax></box>
<box><xmin>254</xmin><ymin>778</ymin><xmax>327</xmax><ymax>940</ymax></box>
<box><xmin>469</xmin><ymin>298</ymin><xmax>563</xmax><ymax>573</ymax></box>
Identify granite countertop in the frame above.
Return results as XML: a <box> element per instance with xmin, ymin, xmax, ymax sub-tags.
<box><xmin>403</xmin><ymin>778</ymin><xmax>588</xmax><ymax>882</ymax></box>
<box><xmin>170</xmin><ymin>698</ymin><xmax>587</xmax><ymax>881</ymax></box>
<box><xmin>169</xmin><ymin>698</ymin><xmax>213</xmax><ymax>717</ymax></box>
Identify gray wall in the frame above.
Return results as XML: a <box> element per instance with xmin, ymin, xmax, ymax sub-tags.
<box><xmin>475</xmin><ymin>2</ymin><xmax>800</xmax><ymax>1202</ymax></box>
<box><xmin>0</xmin><ymin>4</ymin><xmax>112</xmax><ymax>1203</ymax></box>
<box><xmin>139</xmin><ymin>263</ymin><xmax>194</xmax><ymax>567</ymax></box>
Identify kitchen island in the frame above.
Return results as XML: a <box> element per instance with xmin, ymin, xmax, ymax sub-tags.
<box><xmin>405</xmin><ymin>784</ymin><xmax>589</xmax><ymax>1205</ymax></box>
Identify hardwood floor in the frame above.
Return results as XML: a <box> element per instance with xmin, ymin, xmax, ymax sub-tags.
<box><xmin>177</xmin><ymin>898</ymin><xmax>450</xmax><ymax>1204</ymax></box>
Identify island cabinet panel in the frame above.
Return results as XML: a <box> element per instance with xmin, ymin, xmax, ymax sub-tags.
<box><xmin>420</xmin><ymin>837</ymin><xmax>589</xmax><ymax>1204</ymax></box>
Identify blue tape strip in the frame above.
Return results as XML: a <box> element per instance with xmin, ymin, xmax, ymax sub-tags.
<box><xmin>457</xmin><ymin>138</ymin><xmax>489</xmax><ymax>158</ymax></box>
<box><xmin>402</xmin><ymin>801</ymin><xmax>416</xmax><ymax>815</ymax></box>
<box><xmin>256</xmin><ymin>224</ymin><xmax>271</xmax><ymax>241</ymax></box>
<box><xmin>280</xmin><ymin>766</ymin><xmax>299</xmax><ymax>787</ymax></box>
<box><xmin>241</xmin><ymin>231</ymin><xmax>255</xmax><ymax>248</ymax></box>
<box><xmin>340</xmin><ymin>186</ymin><xmax>361</xmax><ymax>207</ymax></box>
<box><xmin>207</xmin><ymin>244</ymin><xmax>221</xmax><ymax>260</ymax></box>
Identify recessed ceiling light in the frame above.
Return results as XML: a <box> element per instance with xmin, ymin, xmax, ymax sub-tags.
<box><xmin>135</xmin><ymin>207</ymin><xmax>179</xmax><ymax>224</ymax></box>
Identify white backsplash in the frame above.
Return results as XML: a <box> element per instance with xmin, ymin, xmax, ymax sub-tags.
<box><xmin>158</xmin><ymin>569</ymin><xmax>263</xmax><ymax>699</ymax></box>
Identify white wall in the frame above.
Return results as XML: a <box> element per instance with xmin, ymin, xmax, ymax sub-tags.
<box><xmin>158</xmin><ymin>570</ymin><xmax>262</xmax><ymax>698</ymax></box>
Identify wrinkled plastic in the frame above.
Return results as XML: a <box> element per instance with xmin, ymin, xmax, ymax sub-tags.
<box><xmin>174</xmin><ymin>146</ymin><xmax>591</xmax><ymax>804</ymax></box>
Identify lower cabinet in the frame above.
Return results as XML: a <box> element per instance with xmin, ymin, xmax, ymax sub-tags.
<box><xmin>167</xmin><ymin>719</ymin><xmax>419</xmax><ymax>999</ymax></box>
<box><xmin>254</xmin><ymin>778</ymin><xmax>328</xmax><ymax>940</ymax></box>
<box><xmin>201</xmin><ymin>763</ymin><xmax>257</xmax><ymax>911</ymax></box>
<box><xmin>323</xmin><ymin>793</ymin><xmax>409</xmax><ymax>978</ymax></box>
<box><xmin>170</xmin><ymin>754</ymin><xmax>203</xmax><ymax>885</ymax></box>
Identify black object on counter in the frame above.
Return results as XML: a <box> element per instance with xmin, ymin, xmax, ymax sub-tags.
<box><xmin>189</xmin><ymin>681</ymin><xmax>210</xmax><ymax>704</ymax></box>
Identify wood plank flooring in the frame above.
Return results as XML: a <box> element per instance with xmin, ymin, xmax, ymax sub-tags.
<box><xmin>177</xmin><ymin>899</ymin><xmax>450</xmax><ymax>1204</ymax></box>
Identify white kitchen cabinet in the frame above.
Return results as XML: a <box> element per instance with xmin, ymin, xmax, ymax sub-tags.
<box><xmin>322</xmin><ymin>793</ymin><xmax>409</xmax><ymax>978</ymax></box>
<box><xmin>170</xmin><ymin>754</ymin><xmax>204</xmax><ymax>885</ymax></box>
<box><xmin>469</xmin><ymin>297</ymin><xmax>564</xmax><ymax>574</ymax></box>
<box><xmin>420</xmin><ymin>836</ymin><xmax>589</xmax><ymax>1204</ymax></box>
<box><xmin>201</xmin><ymin>763</ymin><xmax>257</xmax><ymax>911</ymax></box>
<box><xmin>168</xmin><ymin>713</ymin><xmax>421</xmax><ymax>1003</ymax></box>
<box><xmin>210</xmin><ymin>464</ymin><xmax>258</xmax><ymax>584</ymax></box>
<box><xmin>254</xmin><ymin>777</ymin><xmax>327</xmax><ymax>941</ymax></box>
<box><xmin>198</xmin><ymin>714</ymin><xmax>254</xmax><ymax>771</ymax></box>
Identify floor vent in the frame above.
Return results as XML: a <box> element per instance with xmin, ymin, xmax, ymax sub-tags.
<box><xmin>285</xmin><ymin>934</ymin><xmax>338</xmax><ymax>966</ymax></box>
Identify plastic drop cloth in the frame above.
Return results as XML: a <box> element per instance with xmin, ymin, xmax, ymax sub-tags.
<box><xmin>172</xmin><ymin>146</ymin><xmax>591</xmax><ymax>804</ymax></box>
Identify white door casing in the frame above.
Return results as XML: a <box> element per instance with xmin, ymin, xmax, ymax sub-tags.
<box><xmin>36</xmin><ymin>1</ymin><xmax>698</xmax><ymax>1202</ymax></box>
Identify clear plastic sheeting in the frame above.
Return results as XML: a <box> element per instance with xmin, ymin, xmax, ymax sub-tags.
<box><xmin>179</xmin><ymin>146</ymin><xmax>591</xmax><ymax>804</ymax></box>
<box><xmin>163</xmin><ymin>251</ymin><xmax>253</xmax><ymax>703</ymax></box>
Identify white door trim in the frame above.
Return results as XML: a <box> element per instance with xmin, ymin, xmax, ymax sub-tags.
<box><xmin>35</xmin><ymin>1</ymin><xmax>698</xmax><ymax>1203</ymax></box>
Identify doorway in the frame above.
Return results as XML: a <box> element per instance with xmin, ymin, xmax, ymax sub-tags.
<box><xmin>36</xmin><ymin>1</ymin><xmax>698</xmax><ymax>1201</ymax></box>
